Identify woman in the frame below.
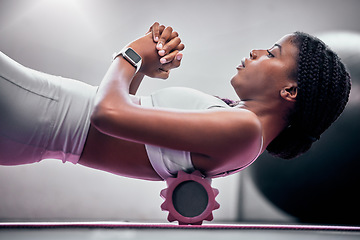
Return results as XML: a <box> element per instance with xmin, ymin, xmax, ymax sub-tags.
<box><xmin>0</xmin><ymin>23</ymin><xmax>351</xmax><ymax>181</ymax></box>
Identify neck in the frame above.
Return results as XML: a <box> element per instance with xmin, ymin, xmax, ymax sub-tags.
<box><xmin>239</xmin><ymin>99</ymin><xmax>290</xmax><ymax>150</ymax></box>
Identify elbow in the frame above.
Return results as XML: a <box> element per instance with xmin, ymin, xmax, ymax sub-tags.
<box><xmin>90</xmin><ymin>105</ymin><xmax>105</xmax><ymax>131</ymax></box>
<box><xmin>90</xmin><ymin>104</ymin><xmax>115</xmax><ymax>133</ymax></box>
<box><xmin>90</xmin><ymin>97</ymin><xmax>134</xmax><ymax>135</ymax></box>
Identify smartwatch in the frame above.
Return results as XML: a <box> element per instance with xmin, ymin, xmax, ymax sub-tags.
<box><xmin>113</xmin><ymin>47</ymin><xmax>142</xmax><ymax>73</ymax></box>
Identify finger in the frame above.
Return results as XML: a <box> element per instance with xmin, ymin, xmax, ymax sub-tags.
<box><xmin>146</xmin><ymin>22</ymin><xmax>156</xmax><ymax>33</ymax></box>
<box><xmin>160</xmin><ymin>51</ymin><xmax>183</xmax><ymax>66</ymax></box>
<box><xmin>151</xmin><ymin>22</ymin><xmax>160</xmax><ymax>42</ymax></box>
<box><xmin>162</xmin><ymin>53</ymin><xmax>182</xmax><ymax>71</ymax></box>
<box><xmin>159</xmin><ymin>37</ymin><xmax>182</xmax><ymax>56</ymax></box>
<box><xmin>175</xmin><ymin>43</ymin><xmax>185</xmax><ymax>51</ymax></box>
<box><xmin>170</xmin><ymin>31</ymin><xmax>179</xmax><ymax>39</ymax></box>
<box><xmin>159</xmin><ymin>25</ymin><xmax>165</xmax><ymax>33</ymax></box>
<box><xmin>157</xmin><ymin>26</ymin><xmax>173</xmax><ymax>50</ymax></box>
<box><xmin>154</xmin><ymin>25</ymin><xmax>166</xmax><ymax>47</ymax></box>
<box><xmin>159</xmin><ymin>50</ymin><xmax>179</xmax><ymax>64</ymax></box>
<box><xmin>155</xmin><ymin>52</ymin><xmax>183</xmax><ymax>79</ymax></box>
<box><xmin>146</xmin><ymin>22</ymin><xmax>158</xmax><ymax>35</ymax></box>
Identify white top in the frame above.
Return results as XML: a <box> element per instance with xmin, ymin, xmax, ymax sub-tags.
<box><xmin>141</xmin><ymin>87</ymin><xmax>263</xmax><ymax>179</ymax></box>
<box><xmin>0</xmin><ymin>51</ymin><xmax>97</xmax><ymax>165</ymax></box>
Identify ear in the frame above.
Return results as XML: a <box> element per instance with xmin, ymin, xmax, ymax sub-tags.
<box><xmin>280</xmin><ymin>84</ymin><xmax>298</xmax><ymax>102</ymax></box>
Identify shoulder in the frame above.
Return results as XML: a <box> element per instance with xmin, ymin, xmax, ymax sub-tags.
<box><xmin>200</xmin><ymin>108</ymin><xmax>263</xmax><ymax>176</ymax></box>
<box><xmin>228</xmin><ymin>108</ymin><xmax>262</xmax><ymax>147</ymax></box>
<box><xmin>209</xmin><ymin>108</ymin><xmax>262</xmax><ymax>158</ymax></box>
<box><xmin>236</xmin><ymin>109</ymin><xmax>262</xmax><ymax>133</ymax></box>
<box><xmin>223</xmin><ymin>108</ymin><xmax>262</xmax><ymax>155</ymax></box>
<box><xmin>221</xmin><ymin>108</ymin><xmax>261</xmax><ymax>132</ymax></box>
<box><xmin>235</xmin><ymin>109</ymin><xmax>262</xmax><ymax>154</ymax></box>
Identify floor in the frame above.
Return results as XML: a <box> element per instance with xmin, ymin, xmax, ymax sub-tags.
<box><xmin>1</xmin><ymin>222</ymin><xmax>360</xmax><ymax>240</ymax></box>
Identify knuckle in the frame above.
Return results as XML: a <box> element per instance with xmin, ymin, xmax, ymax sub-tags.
<box><xmin>170</xmin><ymin>36</ymin><xmax>179</xmax><ymax>42</ymax></box>
<box><xmin>173</xmin><ymin>60</ymin><xmax>181</xmax><ymax>68</ymax></box>
<box><xmin>159</xmin><ymin>37</ymin><xmax>167</xmax><ymax>44</ymax></box>
<box><xmin>162</xmin><ymin>45</ymin><xmax>169</xmax><ymax>52</ymax></box>
<box><xmin>174</xmin><ymin>37</ymin><xmax>181</xmax><ymax>44</ymax></box>
<box><xmin>177</xmin><ymin>44</ymin><xmax>185</xmax><ymax>50</ymax></box>
<box><xmin>164</xmin><ymin>55</ymin><xmax>172</xmax><ymax>62</ymax></box>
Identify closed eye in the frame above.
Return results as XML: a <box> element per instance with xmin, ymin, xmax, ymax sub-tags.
<box><xmin>267</xmin><ymin>50</ymin><xmax>275</xmax><ymax>58</ymax></box>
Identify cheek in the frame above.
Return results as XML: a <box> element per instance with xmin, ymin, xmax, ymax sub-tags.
<box><xmin>244</xmin><ymin>62</ymin><xmax>269</xmax><ymax>85</ymax></box>
<box><xmin>230</xmin><ymin>67</ymin><xmax>266</xmax><ymax>91</ymax></box>
<box><xmin>253</xmin><ymin>60</ymin><xmax>287</xmax><ymax>84</ymax></box>
<box><xmin>231</xmin><ymin>60</ymin><xmax>286</xmax><ymax>89</ymax></box>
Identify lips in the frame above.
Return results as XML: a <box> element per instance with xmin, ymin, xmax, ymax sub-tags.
<box><xmin>237</xmin><ymin>58</ymin><xmax>246</xmax><ymax>69</ymax></box>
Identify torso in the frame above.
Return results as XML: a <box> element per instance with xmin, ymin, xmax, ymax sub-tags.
<box><xmin>79</xmin><ymin>124</ymin><xmax>158</xmax><ymax>180</ymax></box>
<box><xmin>79</xmin><ymin>87</ymin><xmax>262</xmax><ymax>181</ymax></box>
<box><xmin>79</xmin><ymin>125</ymin><xmax>211</xmax><ymax>181</ymax></box>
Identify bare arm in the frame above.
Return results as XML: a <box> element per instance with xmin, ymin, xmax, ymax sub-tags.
<box><xmin>91</xmin><ymin>27</ymin><xmax>262</xmax><ymax>174</ymax></box>
<box><xmin>129</xmin><ymin>73</ymin><xmax>144</xmax><ymax>95</ymax></box>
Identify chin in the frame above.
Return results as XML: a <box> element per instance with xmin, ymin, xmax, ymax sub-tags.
<box><xmin>230</xmin><ymin>75</ymin><xmax>243</xmax><ymax>91</ymax></box>
<box><xmin>230</xmin><ymin>75</ymin><xmax>237</xmax><ymax>87</ymax></box>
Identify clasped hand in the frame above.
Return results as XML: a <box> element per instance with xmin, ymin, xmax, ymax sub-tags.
<box><xmin>128</xmin><ymin>22</ymin><xmax>185</xmax><ymax>79</ymax></box>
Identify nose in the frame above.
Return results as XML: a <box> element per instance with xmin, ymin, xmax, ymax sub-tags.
<box><xmin>250</xmin><ymin>49</ymin><xmax>258</xmax><ymax>59</ymax></box>
<box><xmin>250</xmin><ymin>49</ymin><xmax>267</xmax><ymax>59</ymax></box>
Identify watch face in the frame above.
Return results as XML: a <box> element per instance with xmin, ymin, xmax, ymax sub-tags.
<box><xmin>125</xmin><ymin>48</ymin><xmax>141</xmax><ymax>64</ymax></box>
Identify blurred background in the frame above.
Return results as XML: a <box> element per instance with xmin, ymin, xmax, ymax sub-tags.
<box><xmin>0</xmin><ymin>0</ymin><xmax>359</xmax><ymax>224</ymax></box>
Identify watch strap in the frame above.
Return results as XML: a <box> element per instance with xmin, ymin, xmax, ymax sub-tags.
<box><xmin>112</xmin><ymin>47</ymin><xmax>142</xmax><ymax>74</ymax></box>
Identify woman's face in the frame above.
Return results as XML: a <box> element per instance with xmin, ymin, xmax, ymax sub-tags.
<box><xmin>231</xmin><ymin>34</ymin><xmax>299</xmax><ymax>101</ymax></box>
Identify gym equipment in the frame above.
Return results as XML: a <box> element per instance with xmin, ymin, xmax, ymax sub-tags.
<box><xmin>160</xmin><ymin>171</ymin><xmax>220</xmax><ymax>225</ymax></box>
